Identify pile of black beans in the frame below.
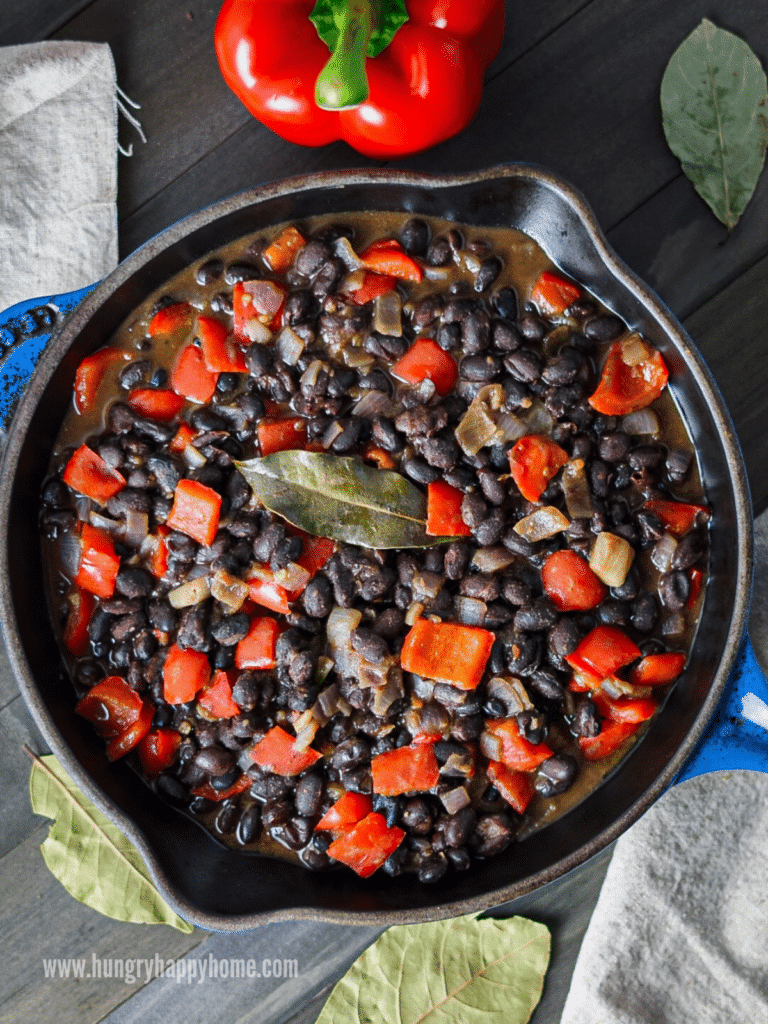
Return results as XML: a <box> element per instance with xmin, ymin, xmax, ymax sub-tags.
<box><xmin>41</xmin><ymin>216</ymin><xmax>707</xmax><ymax>883</ymax></box>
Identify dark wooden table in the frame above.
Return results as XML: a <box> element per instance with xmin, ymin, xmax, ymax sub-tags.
<box><xmin>2</xmin><ymin>2</ymin><xmax>767</xmax><ymax>1022</ymax></box>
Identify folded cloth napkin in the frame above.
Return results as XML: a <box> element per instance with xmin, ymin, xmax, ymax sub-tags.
<box><xmin>0</xmin><ymin>41</ymin><xmax>119</xmax><ymax>310</ymax></box>
<box><xmin>560</xmin><ymin>511</ymin><xmax>768</xmax><ymax>1024</ymax></box>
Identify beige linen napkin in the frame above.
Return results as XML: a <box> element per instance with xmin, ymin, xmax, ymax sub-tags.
<box><xmin>0</xmin><ymin>40</ymin><xmax>119</xmax><ymax>309</ymax></box>
<box><xmin>560</xmin><ymin>512</ymin><xmax>768</xmax><ymax>1024</ymax></box>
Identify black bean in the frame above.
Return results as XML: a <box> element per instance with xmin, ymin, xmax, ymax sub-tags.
<box><xmin>659</xmin><ymin>569</ymin><xmax>690</xmax><ymax>610</ymax></box>
<box><xmin>451</xmin><ymin>714</ymin><xmax>484</xmax><ymax>741</ymax></box>
<box><xmin>312</xmin><ymin>257</ymin><xmax>344</xmax><ymax>298</ymax></box>
<box><xmin>400</xmin><ymin>798</ymin><xmax>433</xmax><ymax>835</ymax></box>
<box><xmin>517</xmin><ymin>314</ymin><xmax>547</xmax><ymax>342</ymax></box>
<box><xmin>351</xmin><ymin>627</ymin><xmax>389</xmax><ymax>664</ymax></box>
<box><xmin>426</xmin><ymin>236</ymin><xmax>452</xmax><ymax>266</ymax></box>
<box><xmin>666</xmin><ymin>448</ymin><xmax>693</xmax><ymax>483</ymax></box>
<box><xmin>155</xmin><ymin>774</ymin><xmax>189</xmax><ymax>806</ymax></box>
<box><xmin>330</xmin><ymin>736</ymin><xmax>370</xmax><ymax>770</ymax></box>
<box><xmin>263</xmin><ymin>800</ymin><xmax>293</xmax><ymax>829</ymax></box>
<box><xmin>211</xmin><ymin>613</ymin><xmax>250</xmax><ymax>645</ymax></box>
<box><xmin>330</xmin><ymin>417</ymin><xmax>364</xmax><ymax>453</ymax></box>
<box><xmin>504</xmin><ymin>347</ymin><xmax>542</xmax><ymax>383</ymax></box>
<box><xmin>628</xmin><ymin>445</ymin><xmax>665</xmax><ymax>470</ymax></box>
<box><xmin>632</xmin><ymin>592</ymin><xmax>658</xmax><ymax>633</ymax></box>
<box><xmin>584</xmin><ymin>315</ymin><xmax>625</xmax><ymax>342</ymax></box>
<box><xmin>461</xmin><ymin>311</ymin><xmax>491</xmax><ymax>354</ymax></box>
<box><xmin>147</xmin><ymin>600</ymin><xmax>176</xmax><ymax>633</ymax></box>
<box><xmin>436</xmin><ymin>321</ymin><xmax>461</xmax><ymax>351</ymax></box>
<box><xmin>598</xmin><ymin>432</ymin><xmax>632</xmax><ymax>463</ymax></box>
<box><xmin>611</xmin><ymin>567</ymin><xmax>640</xmax><ymax>602</ymax></box>
<box><xmin>543</xmin><ymin>348</ymin><xmax>583</xmax><ymax>386</ymax></box>
<box><xmin>460</xmin><ymin>354</ymin><xmax>501</xmax><ymax>382</ymax></box>
<box><xmin>535</xmin><ymin>754</ymin><xmax>577</xmax><ymax>796</ymax></box>
<box><xmin>475</xmin><ymin>257</ymin><xmax>502</xmax><ymax>293</ymax></box>
<box><xmin>177</xmin><ymin>604</ymin><xmax>210</xmax><ymax>651</ymax></box>
<box><xmin>196</xmin><ymin>258</ymin><xmax>224</xmax><ymax>286</ymax></box>
<box><xmin>442</xmin><ymin>807</ymin><xmax>476</xmax><ymax>848</ymax></box>
<box><xmin>211</xmin><ymin>768</ymin><xmax>240</xmax><ymax>791</ymax></box>
<box><xmin>530</xmin><ymin>668</ymin><xmax>564</xmax><ymax>701</ymax></box>
<box><xmin>672</xmin><ymin>531</ymin><xmax>706</xmax><ymax>570</ymax></box>
<box><xmin>402</xmin><ymin>456</ymin><xmax>441</xmax><ymax>485</ymax></box>
<box><xmin>294</xmin><ymin>239</ymin><xmax>332</xmax><ymax>277</ymax></box>
<box><xmin>414</xmin><ymin>434</ymin><xmax>459</xmax><ymax>470</ymax></box>
<box><xmin>573</xmin><ymin>697</ymin><xmax>600</xmax><ymax>738</ymax></box>
<box><xmin>118</xmin><ymin>360</ymin><xmax>151</xmax><ymax>390</ymax></box>
<box><xmin>399</xmin><ymin>217</ymin><xmax>430</xmax><ymax>256</ymax></box>
<box><xmin>106</xmin><ymin>488</ymin><xmax>152</xmax><ymax>517</ymax></box>
<box><xmin>514</xmin><ymin>599</ymin><xmax>558</xmax><ymax>632</ymax></box>
<box><xmin>470</xmin><ymin>813</ymin><xmax>514</xmax><ymax>856</ymax></box>
<box><xmin>253</xmin><ymin>523</ymin><xmax>285</xmax><ymax>562</ymax></box>
<box><xmin>295</xmin><ymin>773</ymin><xmax>324</xmax><ymax>818</ymax></box>
<box><xmin>224</xmin><ymin>261</ymin><xmax>260</xmax><ymax>285</ymax></box>
<box><xmin>115</xmin><ymin>568</ymin><xmax>154</xmax><ymax>599</ymax></box>
<box><xmin>492</xmin><ymin>287</ymin><xmax>518</xmax><ymax>321</ymax></box>
<box><xmin>460</xmin><ymin>573</ymin><xmax>500</xmax><ymax>603</ymax></box>
<box><xmin>235</xmin><ymin>804</ymin><xmax>262</xmax><ymax>845</ymax></box>
<box><xmin>194</xmin><ymin>746</ymin><xmax>236</xmax><ymax>776</ymax></box>
<box><xmin>371</xmin><ymin>416</ymin><xmax>403</xmax><ymax>453</ymax></box>
<box><xmin>500</xmin><ymin>575</ymin><xmax>532</xmax><ymax>606</ymax></box>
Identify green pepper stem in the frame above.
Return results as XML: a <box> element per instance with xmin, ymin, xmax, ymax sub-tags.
<box><xmin>315</xmin><ymin>0</ymin><xmax>374</xmax><ymax>110</ymax></box>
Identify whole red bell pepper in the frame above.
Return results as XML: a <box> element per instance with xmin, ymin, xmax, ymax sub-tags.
<box><xmin>214</xmin><ymin>0</ymin><xmax>505</xmax><ymax>159</ymax></box>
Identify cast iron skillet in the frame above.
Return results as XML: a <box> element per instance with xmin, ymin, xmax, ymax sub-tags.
<box><xmin>0</xmin><ymin>165</ymin><xmax>753</xmax><ymax>930</ymax></box>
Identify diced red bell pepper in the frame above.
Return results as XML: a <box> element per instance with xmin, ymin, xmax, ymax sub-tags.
<box><xmin>247</xmin><ymin>569</ymin><xmax>291</xmax><ymax>615</ymax></box>
<box><xmin>486</xmin><ymin>761</ymin><xmax>535</xmax><ymax>815</ymax></box>
<box><xmin>629</xmin><ymin>652</ymin><xmax>687</xmax><ymax>687</ymax></box>
<box><xmin>593</xmin><ymin>691</ymin><xmax>658</xmax><ymax>724</ymax></box>
<box><xmin>63</xmin><ymin>444</ymin><xmax>126</xmax><ymax>505</ymax></box>
<box><xmin>486</xmin><ymin>719</ymin><xmax>554</xmax><ymax>771</ymax></box>
<box><xmin>371</xmin><ymin>743</ymin><xmax>440</xmax><ymax>796</ymax></box>
<box><xmin>589</xmin><ymin>339</ymin><xmax>669</xmax><ymax>415</ymax></box>
<box><xmin>163</xmin><ymin>643</ymin><xmax>211</xmax><ymax>704</ymax></box>
<box><xmin>426</xmin><ymin>480</ymin><xmax>472</xmax><ymax>537</ymax></box>
<box><xmin>127</xmin><ymin>388</ymin><xmax>186</xmax><ymax>421</ymax></box>
<box><xmin>147</xmin><ymin>302</ymin><xmax>194</xmax><ymax>337</ymax></box>
<box><xmin>326</xmin><ymin>812</ymin><xmax>405</xmax><ymax>878</ymax></box>
<box><xmin>294</xmin><ymin>532</ymin><xmax>336</xmax><ymax>577</ymax></box>
<box><xmin>198</xmin><ymin>670</ymin><xmax>241</xmax><ymax>719</ymax></box>
<box><xmin>138</xmin><ymin>727</ymin><xmax>182</xmax><ymax>774</ymax></box>
<box><xmin>169</xmin><ymin>422</ymin><xmax>197</xmax><ymax>453</ymax></box>
<box><xmin>170</xmin><ymin>344</ymin><xmax>220</xmax><ymax>404</ymax></box>
<box><xmin>359</xmin><ymin>240</ymin><xmax>423</xmax><ymax>282</ymax></box>
<box><xmin>147</xmin><ymin>526</ymin><xmax>169</xmax><ymax>579</ymax></box>
<box><xmin>400</xmin><ymin>619</ymin><xmax>494</xmax><ymax>690</ymax></box>
<box><xmin>541</xmin><ymin>549</ymin><xmax>607</xmax><ymax>611</ymax></box>
<box><xmin>687</xmin><ymin>568</ymin><xmax>704</xmax><ymax>609</ymax></box>
<box><xmin>346</xmin><ymin>271</ymin><xmax>397</xmax><ymax>306</ymax></box>
<box><xmin>567</xmin><ymin>668</ymin><xmax>601</xmax><ymax>693</ymax></box>
<box><xmin>643</xmin><ymin>497</ymin><xmax>708</xmax><ymax>537</ymax></box>
<box><xmin>316</xmin><ymin>792</ymin><xmax>373</xmax><ymax>834</ymax></box>
<box><xmin>75</xmin><ymin>524</ymin><xmax>120</xmax><ymax>599</ymax></box>
<box><xmin>197</xmin><ymin>315</ymin><xmax>247</xmax><ymax>373</ymax></box>
<box><xmin>192</xmin><ymin>774</ymin><xmax>251</xmax><ymax>802</ymax></box>
<box><xmin>509</xmin><ymin>434</ymin><xmax>569</xmax><ymax>503</ymax></box>
<box><xmin>233</xmin><ymin>280</ymin><xmax>287</xmax><ymax>341</ymax></box>
<box><xmin>106</xmin><ymin>701</ymin><xmax>154</xmax><ymax>761</ymax></box>
<box><xmin>62</xmin><ymin>588</ymin><xmax>96</xmax><ymax>657</ymax></box>
<box><xmin>74</xmin><ymin>347</ymin><xmax>127</xmax><ymax>414</ymax></box>
<box><xmin>530</xmin><ymin>271</ymin><xmax>580</xmax><ymax>316</ymax></box>
<box><xmin>166</xmin><ymin>478</ymin><xmax>222</xmax><ymax>546</ymax></box>
<box><xmin>391</xmin><ymin>338</ymin><xmax>458</xmax><ymax>397</ymax></box>
<box><xmin>257</xmin><ymin>417</ymin><xmax>308</xmax><ymax>456</ymax></box>
<box><xmin>262</xmin><ymin>225</ymin><xmax>306</xmax><ymax>273</ymax></box>
<box><xmin>579</xmin><ymin>720</ymin><xmax>640</xmax><ymax>761</ymax></box>
<box><xmin>75</xmin><ymin>676</ymin><xmax>144</xmax><ymax>738</ymax></box>
<box><xmin>235</xmin><ymin>616</ymin><xmax>279</xmax><ymax>670</ymax></box>
<box><xmin>362</xmin><ymin>444</ymin><xmax>397</xmax><ymax>470</ymax></box>
<box><xmin>249</xmin><ymin>725</ymin><xmax>321</xmax><ymax>776</ymax></box>
<box><xmin>565</xmin><ymin>625</ymin><xmax>641</xmax><ymax>681</ymax></box>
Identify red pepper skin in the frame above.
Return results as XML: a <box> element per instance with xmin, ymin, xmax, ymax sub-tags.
<box><xmin>643</xmin><ymin>497</ymin><xmax>709</xmax><ymax>537</ymax></box>
<box><xmin>76</xmin><ymin>676</ymin><xmax>145</xmax><ymax>738</ymax></box>
<box><xmin>106</xmin><ymin>701</ymin><xmax>154</xmax><ymax>761</ymax></box>
<box><xmin>400</xmin><ymin>619</ymin><xmax>494</xmax><ymax>690</ymax></box>
<box><xmin>541</xmin><ymin>549</ymin><xmax>607</xmax><ymax>611</ymax></box>
<box><xmin>565</xmin><ymin>625</ymin><xmax>641</xmax><ymax>681</ymax></box>
<box><xmin>371</xmin><ymin>742</ymin><xmax>440</xmax><ymax>796</ymax></box>
<box><xmin>592</xmin><ymin>691</ymin><xmax>658</xmax><ymax>724</ymax></box>
<box><xmin>530</xmin><ymin>271</ymin><xmax>580</xmax><ymax>316</ymax></box>
<box><xmin>198</xmin><ymin>671</ymin><xmax>242</xmax><ymax>719</ymax></box>
<box><xmin>486</xmin><ymin>761</ymin><xmax>535</xmax><ymax>815</ymax></box>
<box><xmin>391</xmin><ymin>338</ymin><xmax>458</xmax><ymax>396</ymax></box>
<box><xmin>192</xmin><ymin>774</ymin><xmax>251</xmax><ymax>802</ymax></box>
<box><xmin>588</xmin><ymin>340</ymin><xmax>669</xmax><ymax>416</ymax></box>
<box><xmin>75</xmin><ymin>525</ymin><xmax>120</xmax><ymax>599</ymax></box>
<box><xmin>235</xmin><ymin>616</ymin><xmax>279</xmax><ymax>670</ymax></box>
<box><xmin>579</xmin><ymin>720</ymin><xmax>640</xmax><ymax>761</ymax></box>
<box><xmin>63</xmin><ymin>445</ymin><xmax>126</xmax><ymax>505</ymax></box>
<box><xmin>62</xmin><ymin>588</ymin><xmax>96</xmax><ymax>657</ymax></box>
<box><xmin>509</xmin><ymin>435</ymin><xmax>569</xmax><ymax>503</ymax></box>
<box><xmin>163</xmin><ymin>643</ymin><xmax>212</xmax><ymax>704</ymax></box>
<box><xmin>326</xmin><ymin>812</ymin><xmax>405</xmax><ymax>877</ymax></box>
<box><xmin>171</xmin><ymin>344</ymin><xmax>220</xmax><ymax>404</ymax></box>
<box><xmin>166</xmin><ymin>478</ymin><xmax>222</xmax><ymax>547</ymax></box>
<box><xmin>138</xmin><ymin>728</ymin><xmax>182</xmax><ymax>774</ymax></box>
<box><xmin>215</xmin><ymin>0</ymin><xmax>504</xmax><ymax>159</ymax></box>
<box><xmin>629</xmin><ymin>652</ymin><xmax>686</xmax><ymax>687</ymax></box>
<box><xmin>485</xmin><ymin>719</ymin><xmax>554</xmax><ymax>772</ymax></box>
<box><xmin>73</xmin><ymin>348</ymin><xmax>128</xmax><ymax>414</ymax></box>
<box><xmin>426</xmin><ymin>480</ymin><xmax>472</xmax><ymax>537</ymax></box>
<box><xmin>250</xmin><ymin>725</ymin><xmax>321</xmax><ymax>776</ymax></box>
<box><xmin>257</xmin><ymin>417</ymin><xmax>308</xmax><ymax>456</ymax></box>
<box><xmin>316</xmin><ymin>792</ymin><xmax>373</xmax><ymax>833</ymax></box>
<box><xmin>128</xmin><ymin>388</ymin><xmax>186</xmax><ymax>421</ymax></box>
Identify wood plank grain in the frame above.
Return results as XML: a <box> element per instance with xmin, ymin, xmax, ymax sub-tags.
<box><xmin>0</xmin><ymin>0</ymin><xmax>96</xmax><ymax>46</ymax></box>
<box><xmin>0</xmin><ymin>695</ymin><xmax>47</xmax><ymax>858</ymax></box>
<box><xmin>684</xmin><ymin>254</ymin><xmax>768</xmax><ymax>516</ymax></box>
<box><xmin>0</xmin><ymin>826</ymin><xmax>201</xmax><ymax>1024</ymax></box>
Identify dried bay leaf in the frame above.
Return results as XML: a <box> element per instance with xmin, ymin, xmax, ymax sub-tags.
<box><xmin>237</xmin><ymin>450</ymin><xmax>455</xmax><ymax>548</ymax></box>
<box><xmin>316</xmin><ymin>912</ymin><xmax>550</xmax><ymax>1024</ymax></box>
<box><xmin>661</xmin><ymin>19</ymin><xmax>768</xmax><ymax>230</ymax></box>
<box><xmin>29</xmin><ymin>751</ymin><xmax>193</xmax><ymax>933</ymax></box>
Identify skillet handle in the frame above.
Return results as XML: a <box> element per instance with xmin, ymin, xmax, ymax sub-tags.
<box><xmin>674</xmin><ymin>636</ymin><xmax>768</xmax><ymax>784</ymax></box>
<box><xmin>0</xmin><ymin>283</ymin><xmax>100</xmax><ymax>433</ymax></box>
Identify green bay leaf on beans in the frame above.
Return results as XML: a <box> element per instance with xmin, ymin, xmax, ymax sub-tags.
<box><xmin>236</xmin><ymin>450</ymin><xmax>457</xmax><ymax>549</ymax></box>
<box><xmin>661</xmin><ymin>19</ymin><xmax>768</xmax><ymax>230</ymax></box>
<box><xmin>315</xmin><ymin>912</ymin><xmax>551</xmax><ymax>1024</ymax></box>
<box><xmin>29</xmin><ymin>752</ymin><xmax>193</xmax><ymax>932</ymax></box>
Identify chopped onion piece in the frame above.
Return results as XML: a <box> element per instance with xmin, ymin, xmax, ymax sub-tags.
<box><xmin>321</xmin><ymin>420</ymin><xmax>345</xmax><ymax>449</ymax></box>
<box><xmin>300</xmin><ymin>359</ymin><xmax>324</xmax><ymax>389</ymax></box>
<box><xmin>423</xmin><ymin>265</ymin><xmax>451</xmax><ymax>281</ymax></box>
<box><xmin>562</xmin><ymin>459</ymin><xmax>595</xmax><ymax>519</ymax></box>
<box><xmin>75</xmin><ymin>495</ymin><xmax>92</xmax><ymax>522</ymax></box>
<box><xmin>372</xmin><ymin>675</ymin><xmax>405</xmax><ymax>717</ymax></box>
<box><xmin>620</xmin><ymin>332</ymin><xmax>654</xmax><ymax>366</ymax></box>
<box><xmin>412</xmin><ymin>570</ymin><xmax>445</xmax><ymax>601</ymax></box>
<box><xmin>405</xmin><ymin>601</ymin><xmax>425</xmax><ymax>626</ymax></box>
<box><xmin>210</xmin><ymin>569</ymin><xmax>249</xmax><ymax>611</ymax></box>
<box><xmin>334</xmin><ymin>235</ymin><xmax>365</xmax><ymax>270</ymax></box>
<box><xmin>89</xmin><ymin>511</ymin><xmax>120</xmax><ymax>533</ymax></box>
<box><xmin>455</xmin><ymin>596</ymin><xmax>487</xmax><ymax>626</ymax></box>
<box><xmin>651</xmin><ymin>532</ymin><xmax>678</xmax><ymax>572</ymax></box>
<box><xmin>293</xmin><ymin>717</ymin><xmax>319</xmax><ymax>752</ymax></box>
<box><xmin>488</xmin><ymin>676</ymin><xmax>534</xmax><ymax>715</ymax></box>
<box><xmin>182</xmin><ymin>444</ymin><xmax>207</xmax><ymax>469</ymax></box>
<box><xmin>472</xmin><ymin>546</ymin><xmax>515</xmax><ymax>573</ymax></box>
<box><xmin>622</xmin><ymin>409</ymin><xmax>660</xmax><ymax>436</ymax></box>
<box><xmin>339</xmin><ymin>269</ymin><xmax>366</xmax><ymax>294</ymax></box>
<box><xmin>455</xmin><ymin>384</ymin><xmax>503</xmax><ymax>455</ymax></box>
<box><xmin>352</xmin><ymin>389</ymin><xmax>396</xmax><ymax>420</ymax></box>
<box><xmin>315</xmin><ymin>681</ymin><xmax>339</xmax><ymax>721</ymax></box>
<box><xmin>274</xmin><ymin>561</ymin><xmax>311</xmax><ymax>594</ymax></box>
<box><xmin>479</xmin><ymin>730</ymin><xmax>503</xmax><ymax>762</ymax></box>
<box><xmin>601</xmin><ymin>677</ymin><xmax>652</xmax><ymax>700</ymax></box>
<box><xmin>316</xmin><ymin>657</ymin><xmax>335</xmax><ymax>687</ymax></box>
<box><xmin>243</xmin><ymin>318</ymin><xmax>273</xmax><ymax>344</ymax></box>
<box><xmin>440</xmin><ymin>786</ymin><xmax>471</xmax><ymax>814</ymax></box>
<box><xmin>276</xmin><ymin>326</ymin><xmax>305</xmax><ymax>366</ymax></box>
<box><xmin>341</xmin><ymin>347</ymin><xmax>375</xmax><ymax>370</ymax></box>
<box><xmin>123</xmin><ymin>509</ymin><xmax>149</xmax><ymax>549</ymax></box>
<box><xmin>514</xmin><ymin>506</ymin><xmax>570</xmax><ymax>542</ymax></box>
<box><xmin>589</xmin><ymin>531</ymin><xmax>635</xmax><ymax>588</ymax></box>
<box><xmin>168</xmin><ymin>575</ymin><xmax>211</xmax><ymax>609</ymax></box>
<box><xmin>404</xmin><ymin>701</ymin><xmax>449</xmax><ymax>738</ymax></box>
<box><xmin>410</xmin><ymin>674</ymin><xmax>435</xmax><ymax>701</ymax></box>
<box><xmin>410</xmin><ymin>377</ymin><xmax>436</xmax><ymax>403</ymax></box>
<box><xmin>442</xmin><ymin>750</ymin><xmax>474</xmax><ymax>777</ymax></box>
<box><xmin>373</xmin><ymin>289</ymin><xmax>402</xmax><ymax>337</ymax></box>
